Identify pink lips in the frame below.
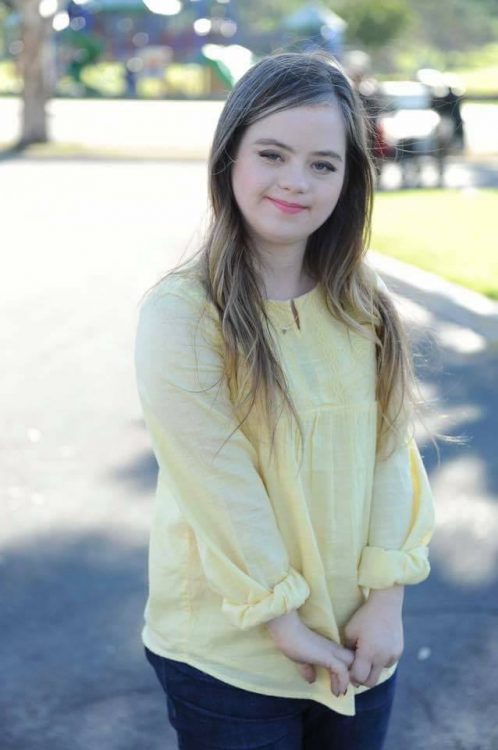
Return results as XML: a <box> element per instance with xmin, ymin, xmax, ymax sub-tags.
<box><xmin>266</xmin><ymin>197</ymin><xmax>307</xmax><ymax>215</ymax></box>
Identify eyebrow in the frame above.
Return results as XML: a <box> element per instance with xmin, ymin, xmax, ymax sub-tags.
<box><xmin>253</xmin><ymin>138</ymin><xmax>343</xmax><ymax>161</ymax></box>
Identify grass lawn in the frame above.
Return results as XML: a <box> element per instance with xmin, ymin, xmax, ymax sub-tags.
<box><xmin>455</xmin><ymin>64</ymin><xmax>498</xmax><ymax>96</ymax></box>
<box><xmin>371</xmin><ymin>188</ymin><xmax>498</xmax><ymax>300</ymax></box>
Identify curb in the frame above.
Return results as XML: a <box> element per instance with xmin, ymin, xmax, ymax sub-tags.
<box><xmin>0</xmin><ymin>142</ymin><xmax>209</xmax><ymax>161</ymax></box>
<box><xmin>368</xmin><ymin>250</ymin><xmax>498</xmax><ymax>346</ymax></box>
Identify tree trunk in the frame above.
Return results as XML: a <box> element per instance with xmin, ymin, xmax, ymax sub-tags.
<box><xmin>17</xmin><ymin>0</ymin><xmax>55</xmax><ymax>146</ymax></box>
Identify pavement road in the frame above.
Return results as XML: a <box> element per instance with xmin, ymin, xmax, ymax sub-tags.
<box><xmin>1</xmin><ymin>158</ymin><xmax>498</xmax><ymax>749</ymax></box>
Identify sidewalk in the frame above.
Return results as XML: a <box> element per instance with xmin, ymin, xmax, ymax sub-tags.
<box><xmin>0</xmin><ymin>97</ymin><xmax>224</xmax><ymax>159</ymax></box>
<box><xmin>1</xmin><ymin>96</ymin><xmax>497</xmax><ymax>160</ymax></box>
<box><xmin>369</xmin><ymin>250</ymin><xmax>498</xmax><ymax>348</ymax></box>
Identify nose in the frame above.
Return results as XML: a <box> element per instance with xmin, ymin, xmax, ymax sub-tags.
<box><xmin>277</xmin><ymin>162</ymin><xmax>310</xmax><ymax>193</ymax></box>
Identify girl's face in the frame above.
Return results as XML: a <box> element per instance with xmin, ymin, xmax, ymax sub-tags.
<box><xmin>231</xmin><ymin>103</ymin><xmax>347</xmax><ymax>258</ymax></box>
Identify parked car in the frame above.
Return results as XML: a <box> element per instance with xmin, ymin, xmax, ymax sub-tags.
<box><xmin>365</xmin><ymin>81</ymin><xmax>457</xmax><ymax>187</ymax></box>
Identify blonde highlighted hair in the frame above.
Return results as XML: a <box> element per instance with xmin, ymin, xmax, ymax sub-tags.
<box><xmin>146</xmin><ymin>50</ymin><xmax>447</xmax><ymax>464</ymax></box>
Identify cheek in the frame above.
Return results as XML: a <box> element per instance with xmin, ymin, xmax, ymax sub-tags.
<box><xmin>326</xmin><ymin>174</ymin><xmax>346</xmax><ymax>209</ymax></box>
<box><xmin>233</xmin><ymin>160</ymin><xmax>269</xmax><ymax>199</ymax></box>
<box><xmin>316</xmin><ymin>182</ymin><xmax>342</xmax><ymax>218</ymax></box>
<box><xmin>232</xmin><ymin>164</ymin><xmax>253</xmax><ymax>205</ymax></box>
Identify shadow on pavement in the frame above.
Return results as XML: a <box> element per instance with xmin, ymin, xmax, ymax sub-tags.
<box><xmin>1</xmin><ymin>326</ymin><xmax>497</xmax><ymax>750</ymax></box>
<box><xmin>0</xmin><ymin>532</ymin><xmax>175</xmax><ymax>750</ymax></box>
<box><xmin>386</xmin><ymin>329</ymin><xmax>498</xmax><ymax>747</ymax></box>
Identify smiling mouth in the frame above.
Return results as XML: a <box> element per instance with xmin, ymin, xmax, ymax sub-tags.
<box><xmin>268</xmin><ymin>198</ymin><xmax>306</xmax><ymax>208</ymax></box>
<box><xmin>267</xmin><ymin>196</ymin><xmax>307</xmax><ymax>213</ymax></box>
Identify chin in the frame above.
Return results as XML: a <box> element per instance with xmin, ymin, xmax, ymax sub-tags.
<box><xmin>262</xmin><ymin>235</ymin><xmax>306</xmax><ymax>248</ymax></box>
<box><xmin>256</xmin><ymin>226</ymin><xmax>307</xmax><ymax>244</ymax></box>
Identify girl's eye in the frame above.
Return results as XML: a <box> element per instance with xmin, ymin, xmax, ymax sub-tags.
<box><xmin>258</xmin><ymin>151</ymin><xmax>337</xmax><ymax>174</ymax></box>
<box><xmin>258</xmin><ymin>150</ymin><xmax>282</xmax><ymax>162</ymax></box>
<box><xmin>313</xmin><ymin>161</ymin><xmax>336</xmax><ymax>173</ymax></box>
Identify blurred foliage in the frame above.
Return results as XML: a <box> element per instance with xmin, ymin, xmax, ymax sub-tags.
<box><xmin>388</xmin><ymin>42</ymin><xmax>498</xmax><ymax>93</ymax></box>
<box><xmin>0</xmin><ymin>1</ymin><xmax>9</xmax><ymax>56</ymax></box>
<box><xmin>335</xmin><ymin>0</ymin><xmax>413</xmax><ymax>50</ymax></box>
<box><xmin>447</xmin><ymin>43</ymin><xmax>498</xmax><ymax>70</ymax></box>
<box><xmin>403</xmin><ymin>0</ymin><xmax>498</xmax><ymax>52</ymax></box>
<box><xmin>1</xmin><ymin>52</ymin><xmax>498</xmax><ymax>98</ymax></box>
<box><xmin>1</xmin><ymin>0</ymin><xmax>498</xmax><ymax>97</ymax></box>
<box><xmin>393</xmin><ymin>46</ymin><xmax>451</xmax><ymax>76</ymax></box>
<box><xmin>0</xmin><ymin>59</ymin><xmax>21</xmax><ymax>93</ymax></box>
<box><xmin>236</xmin><ymin>0</ymin><xmax>498</xmax><ymax>54</ymax></box>
<box><xmin>162</xmin><ymin>63</ymin><xmax>206</xmax><ymax>96</ymax></box>
<box><xmin>16</xmin><ymin>59</ymin><xmax>207</xmax><ymax>98</ymax></box>
<box><xmin>79</xmin><ymin>61</ymin><xmax>206</xmax><ymax>97</ymax></box>
<box><xmin>236</xmin><ymin>0</ymin><xmax>304</xmax><ymax>33</ymax></box>
<box><xmin>236</xmin><ymin>0</ymin><xmax>413</xmax><ymax>47</ymax></box>
<box><xmin>79</xmin><ymin>61</ymin><xmax>123</xmax><ymax>96</ymax></box>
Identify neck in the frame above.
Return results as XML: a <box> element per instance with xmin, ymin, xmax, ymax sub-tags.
<box><xmin>263</xmin><ymin>272</ymin><xmax>316</xmax><ymax>301</ymax></box>
<box><xmin>253</xmin><ymin>240</ymin><xmax>313</xmax><ymax>301</ymax></box>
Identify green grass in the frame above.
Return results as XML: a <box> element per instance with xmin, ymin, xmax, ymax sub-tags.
<box><xmin>448</xmin><ymin>43</ymin><xmax>498</xmax><ymax>91</ymax></box>
<box><xmin>388</xmin><ymin>43</ymin><xmax>498</xmax><ymax>96</ymax></box>
<box><xmin>0</xmin><ymin>59</ymin><xmax>207</xmax><ymax>98</ymax></box>
<box><xmin>0</xmin><ymin>60</ymin><xmax>21</xmax><ymax>93</ymax></box>
<box><xmin>453</xmin><ymin>64</ymin><xmax>498</xmax><ymax>96</ymax></box>
<box><xmin>371</xmin><ymin>189</ymin><xmax>498</xmax><ymax>300</ymax></box>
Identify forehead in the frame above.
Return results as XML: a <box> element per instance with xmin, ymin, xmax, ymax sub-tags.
<box><xmin>242</xmin><ymin>104</ymin><xmax>346</xmax><ymax>154</ymax></box>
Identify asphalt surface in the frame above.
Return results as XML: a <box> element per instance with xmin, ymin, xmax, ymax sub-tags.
<box><xmin>1</xmin><ymin>157</ymin><xmax>498</xmax><ymax>749</ymax></box>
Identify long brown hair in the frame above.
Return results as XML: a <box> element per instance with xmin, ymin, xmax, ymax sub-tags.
<box><xmin>146</xmin><ymin>50</ymin><xmax>442</xmax><ymax>464</ymax></box>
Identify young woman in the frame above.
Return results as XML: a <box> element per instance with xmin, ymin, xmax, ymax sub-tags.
<box><xmin>134</xmin><ymin>50</ymin><xmax>436</xmax><ymax>749</ymax></box>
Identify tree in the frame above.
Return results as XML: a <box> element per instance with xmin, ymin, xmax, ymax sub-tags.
<box><xmin>231</xmin><ymin>0</ymin><xmax>415</xmax><ymax>56</ymax></box>
<box><xmin>404</xmin><ymin>0</ymin><xmax>498</xmax><ymax>52</ymax></box>
<box><xmin>335</xmin><ymin>0</ymin><xmax>412</xmax><ymax>50</ymax></box>
<box><xmin>12</xmin><ymin>0</ymin><xmax>59</xmax><ymax>147</ymax></box>
<box><xmin>235</xmin><ymin>0</ymin><xmax>304</xmax><ymax>33</ymax></box>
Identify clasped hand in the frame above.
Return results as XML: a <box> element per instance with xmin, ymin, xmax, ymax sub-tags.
<box><xmin>268</xmin><ymin>587</ymin><xmax>404</xmax><ymax>698</ymax></box>
<box><xmin>341</xmin><ymin>586</ymin><xmax>404</xmax><ymax>690</ymax></box>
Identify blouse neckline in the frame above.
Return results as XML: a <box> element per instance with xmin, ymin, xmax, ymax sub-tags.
<box><xmin>262</xmin><ymin>282</ymin><xmax>324</xmax><ymax>332</ymax></box>
<box><xmin>263</xmin><ymin>281</ymin><xmax>322</xmax><ymax>309</ymax></box>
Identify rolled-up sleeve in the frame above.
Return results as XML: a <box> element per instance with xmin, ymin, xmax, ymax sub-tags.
<box><xmin>134</xmin><ymin>288</ymin><xmax>310</xmax><ymax>630</ymax></box>
<box><xmin>358</xmin><ymin>435</ymin><xmax>436</xmax><ymax>589</ymax></box>
<box><xmin>357</xmin><ymin>266</ymin><xmax>436</xmax><ymax>589</ymax></box>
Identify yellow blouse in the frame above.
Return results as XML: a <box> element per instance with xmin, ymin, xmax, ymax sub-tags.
<box><xmin>133</xmin><ymin>264</ymin><xmax>435</xmax><ymax>717</ymax></box>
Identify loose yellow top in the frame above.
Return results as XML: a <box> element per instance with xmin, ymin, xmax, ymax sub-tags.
<box><xmin>133</xmin><ymin>263</ymin><xmax>435</xmax><ymax>717</ymax></box>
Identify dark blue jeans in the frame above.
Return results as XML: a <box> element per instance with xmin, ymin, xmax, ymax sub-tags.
<box><xmin>144</xmin><ymin>646</ymin><xmax>398</xmax><ymax>749</ymax></box>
